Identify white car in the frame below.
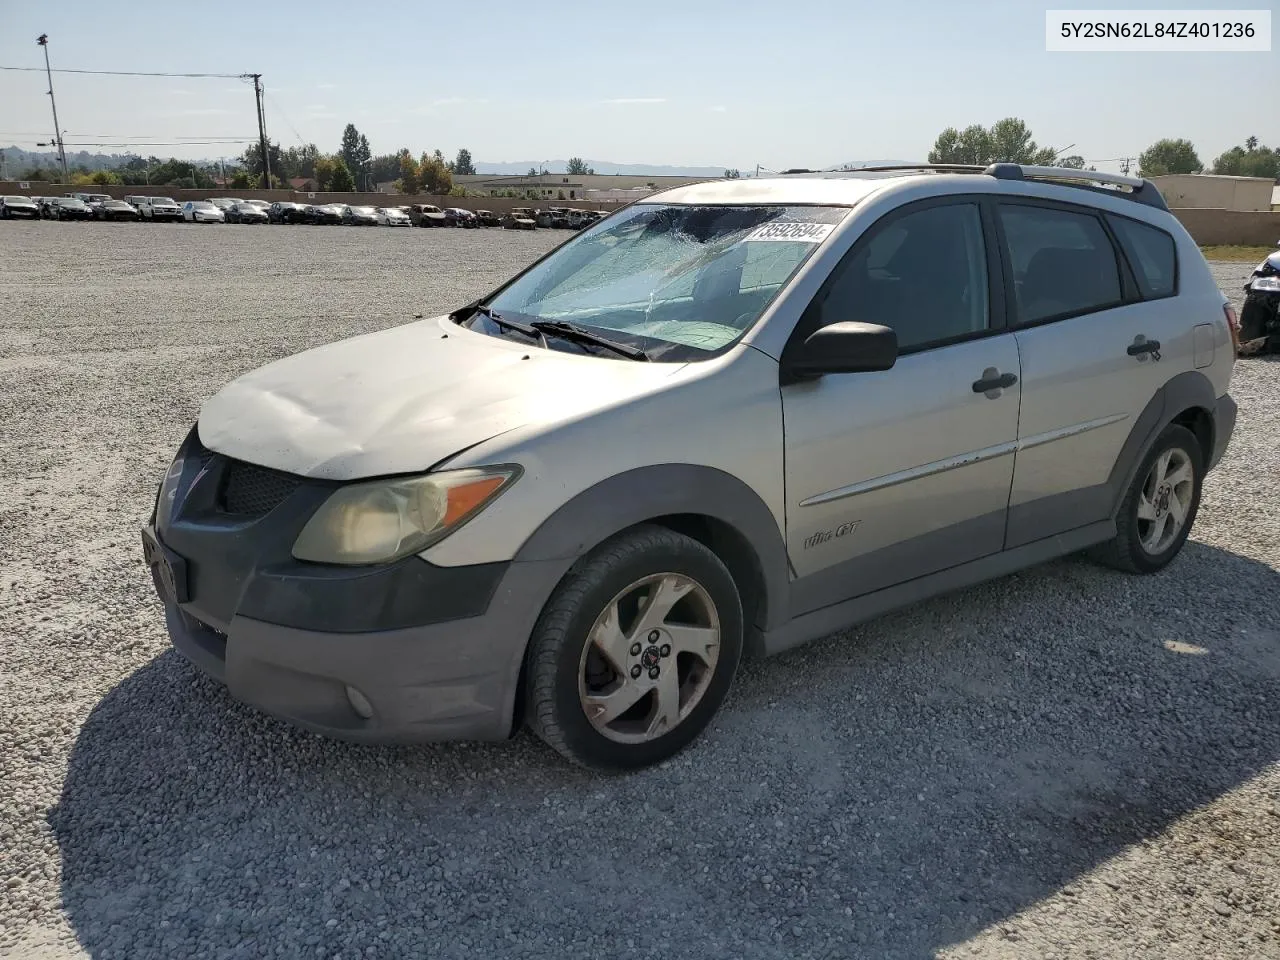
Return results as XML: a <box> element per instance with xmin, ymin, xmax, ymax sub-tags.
<box><xmin>376</xmin><ymin>207</ymin><xmax>411</xmax><ymax>226</ymax></box>
<box><xmin>182</xmin><ymin>201</ymin><xmax>225</xmax><ymax>223</ymax></box>
<box><xmin>135</xmin><ymin>196</ymin><xmax>183</xmax><ymax>221</ymax></box>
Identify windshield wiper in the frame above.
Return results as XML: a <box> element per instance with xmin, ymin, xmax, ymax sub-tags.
<box><xmin>530</xmin><ymin>320</ymin><xmax>650</xmax><ymax>361</ymax></box>
<box><xmin>473</xmin><ymin>305</ymin><xmax>548</xmax><ymax>347</ymax></box>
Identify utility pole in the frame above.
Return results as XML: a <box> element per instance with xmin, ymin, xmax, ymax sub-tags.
<box><xmin>36</xmin><ymin>34</ymin><xmax>69</xmax><ymax>182</ymax></box>
<box><xmin>251</xmin><ymin>74</ymin><xmax>271</xmax><ymax>188</ymax></box>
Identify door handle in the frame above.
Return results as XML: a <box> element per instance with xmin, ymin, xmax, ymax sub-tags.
<box><xmin>1127</xmin><ymin>337</ymin><xmax>1162</xmax><ymax>360</ymax></box>
<box><xmin>972</xmin><ymin>370</ymin><xmax>1018</xmax><ymax>394</ymax></box>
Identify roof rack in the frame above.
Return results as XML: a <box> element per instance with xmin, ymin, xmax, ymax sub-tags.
<box><xmin>983</xmin><ymin>163</ymin><xmax>1166</xmax><ymax>210</ymax></box>
<box><xmin>792</xmin><ymin>162</ymin><xmax>1167</xmax><ymax>210</ymax></box>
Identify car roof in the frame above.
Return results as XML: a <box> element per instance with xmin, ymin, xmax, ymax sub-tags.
<box><xmin>649</xmin><ymin>165</ymin><xmax>1167</xmax><ymax>212</ymax></box>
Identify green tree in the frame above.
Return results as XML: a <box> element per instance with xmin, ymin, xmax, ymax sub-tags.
<box><xmin>229</xmin><ymin>170</ymin><xmax>254</xmax><ymax>189</ymax></box>
<box><xmin>371</xmin><ymin>152</ymin><xmax>401</xmax><ymax>185</ymax></box>
<box><xmin>280</xmin><ymin>143</ymin><xmax>320</xmax><ymax>180</ymax></box>
<box><xmin>20</xmin><ymin>167</ymin><xmax>52</xmax><ymax>181</ymax></box>
<box><xmin>453</xmin><ymin>148</ymin><xmax>476</xmax><ymax>176</ymax></box>
<box><xmin>1138</xmin><ymin>138</ymin><xmax>1203</xmax><ymax>177</ymax></box>
<box><xmin>1057</xmin><ymin>155</ymin><xmax>1086</xmax><ymax>169</ymax></box>
<box><xmin>526</xmin><ymin>166</ymin><xmax>539</xmax><ymax>176</ymax></box>
<box><xmin>723</xmin><ymin>168</ymin><xmax>742</xmax><ymax>179</ymax></box>
<box><xmin>420</xmin><ymin>151</ymin><xmax>452</xmax><ymax>194</ymax></box>
<box><xmin>395</xmin><ymin>149</ymin><xmax>420</xmax><ymax>194</ymax></box>
<box><xmin>928</xmin><ymin>118</ymin><xmax>1057</xmax><ymax>165</ymax></box>
<box><xmin>328</xmin><ymin>158</ymin><xmax>356</xmax><ymax>192</ymax></box>
<box><xmin>313</xmin><ymin>154</ymin><xmax>338</xmax><ymax>191</ymax></box>
<box><xmin>240</xmin><ymin>141</ymin><xmax>286</xmax><ymax>182</ymax></box>
<box><xmin>566</xmin><ymin>156</ymin><xmax>594</xmax><ymax>175</ymax></box>
<box><xmin>1212</xmin><ymin>140</ymin><xmax>1279</xmax><ymax>179</ymax></box>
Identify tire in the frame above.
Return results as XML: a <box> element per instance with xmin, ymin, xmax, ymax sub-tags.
<box><xmin>1091</xmin><ymin>423</ymin><xmax>1203</xmax><ymax>574</ymax></box>
<box><xmin>524</xmin><ymin>525</ymin><xmax>743</xmax><ymax>771</ymax></box>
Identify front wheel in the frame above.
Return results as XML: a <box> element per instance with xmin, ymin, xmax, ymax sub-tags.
<box><xmin>524</xmin><ymin>525</ymin><xmax>743</xmax><ymax>771</ymax></box>
<box><xmin>1091</xmin><ymin>424</ymin><xmax>1203</xmax><ymax>574</ymax></box>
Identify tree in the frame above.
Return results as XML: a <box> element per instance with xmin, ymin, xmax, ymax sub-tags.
<box><xmin>313</xmin><ymin>154</ymin><xmax>338</xmax><ymax>191</ymax></box>
<box><xmin>453</xmin><ymin>148</ymin><xmax>476</xmax><ymax>176</ymax></box>
<box><xmin>928</xmin><ymin>118</ymin><xmax>1058</xmax><ymax>165</ymax></box>
<box><xmin>328</xmin><ymin>158</ymin><xmax>356</xmax><ymax>192</ymax></box>
<box><xmin>1212</xmin><ymin>140</ymin><xmax>1279</xmax><ymax>179</ymax></box>
<box><xmin>724</xmin><ymin>168</ymin><xmax>742</xmax><ymax>179</ymax></box>
<box><xmin>240</xmin><ymin>141</ymin><xmax>286</xmax><ymax>183</ymax></box>
<box><xmin>280</xmin><ymin>143</ymin><xmax>320</xmax><ymax>180</ymax></box>
<box><xmin>526</xmin><ymin>166</ymin><xmax>539</xmax><ymax>176</ymax></box>
<box><xmin>395</xmin><ymin>149</ymin><xmax>420</xmax><ymax>194</ymax></box>
<box><xmin>370</xmin><ymin>152</ymin><xmax>401</xmax><ymax>185</ymax></box>
<box><xmin>566</xmin><ymin>156</ymin><xmax>594</xmax><ymax>175</ymax></box>
<box><xmin>1137</xmin><ymin>138</ymin><xmax>1203</xmax><ymax>177</ymax></box>
<box><xmin>1057</xmin><ymin>155</ymin><xmax>1086</xmax><ymax>169</ymax></box>
<box><xmin>420</xmin><ymin>151</ymin><xmax>452</xmax><ymax>194</ymax></box>
<box><xmin>229</xmin><ymin>170</ymin><xmax>254</xmax><ymax>189</ymax></box>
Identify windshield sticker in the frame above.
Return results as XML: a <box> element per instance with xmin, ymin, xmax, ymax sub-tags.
<box><xmin>743</xmin><ymin>222</ymin><xmax>834</xmax><ymax>243</ymax></box>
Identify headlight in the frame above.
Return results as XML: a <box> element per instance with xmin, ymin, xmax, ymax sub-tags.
<box><xmin>1250</xmin><ymin>275</ymin><xmax>1280</xmax><ymax>292</ymax></box>
<box><xmin>292</xmin><ymin>465</ymin><xmax>521</xmax><ymax>565</ymax></box>
<box><xmin>155</xmin><ymin>449</ymin><xmax>187</xmax><ymax>530</ymax></box>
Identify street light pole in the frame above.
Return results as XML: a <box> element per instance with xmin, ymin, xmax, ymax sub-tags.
<box><xmin>36</xmin><ymin>34</ymin><xmax>69</xmax><ymax>182</ymax></box>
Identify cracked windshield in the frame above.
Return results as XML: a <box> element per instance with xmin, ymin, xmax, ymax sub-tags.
<box><xmin>484</xmin><ymin>204</ymin><xmax>848</xmax><ymax>358</ymax></box>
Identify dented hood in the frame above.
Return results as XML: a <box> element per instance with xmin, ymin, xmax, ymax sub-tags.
<box><xmin>198</xmin><ymin>316</ymin><xmax>684</xmax><ymax>480</ymax></box>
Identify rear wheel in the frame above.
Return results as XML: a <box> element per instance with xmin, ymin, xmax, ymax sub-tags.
<box><xmin>1091</xmin><ymin>424</ymin><xmax>1202</xmax><ymax>573</ymax></box>
<box><xmin>524</xmin><ymin>526</ymin><xmax>743</xmax><ymax>771</ymax></box>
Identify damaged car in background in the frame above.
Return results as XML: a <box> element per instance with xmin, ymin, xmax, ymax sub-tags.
<box><xmin>1237</xmin><ymin>241</ymin><xmax>1280</xmax><ymax>355</ymax></box>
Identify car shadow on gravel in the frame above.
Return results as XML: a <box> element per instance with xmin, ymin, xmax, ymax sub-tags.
<box><xmin>52</xmin><ymin>541</ymin><xmax>1280</xmax><ymax>960</ymax></box>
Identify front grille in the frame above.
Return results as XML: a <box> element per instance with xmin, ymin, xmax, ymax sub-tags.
<box><xmin>220</xmin><ymin>460</ymin><xmax>302</xmax><ymax>516</ymax></box>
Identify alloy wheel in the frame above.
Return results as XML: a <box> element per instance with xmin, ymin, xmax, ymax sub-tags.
<box><xmin>577</xmin><ymin>572</ymin><xmax>720</xmax><ymax>744</ymax></box>
<box><xmin>1137</xmin><ymin>447</ymin><xmax>1194</xmax><ymax>554</ymax></box>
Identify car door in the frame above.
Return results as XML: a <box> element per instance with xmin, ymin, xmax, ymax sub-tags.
<box><xmin>781</xmin><ymin>197</ymin><xmax>1021</xmax><ymax>614</ymax></box>
<box><xmin>997</xmin><ymin>200</ymin><xmax>1193</xmax><ymax>547</ymax></box>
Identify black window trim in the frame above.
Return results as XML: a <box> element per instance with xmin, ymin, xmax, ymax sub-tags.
<box><xmin>782</xmin><ymin>193</ymin><xmax>1007</xmax><ymax>368</ymax></box>
<box><xmin>1103</xmin><ymin>209</ymin><xmax>1180</xmax><ymax>303</ymax></box>
<box><xmin>992</xmin><ymin>195</ymin><xmax>1137</xmax><ymax>331</ymax></box>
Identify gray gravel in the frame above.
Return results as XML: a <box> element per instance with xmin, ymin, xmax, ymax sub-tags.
<box><xmin>1</xmin><ymin>224</ymin><xmax>1277</xmax><ymax>960</ymax></box>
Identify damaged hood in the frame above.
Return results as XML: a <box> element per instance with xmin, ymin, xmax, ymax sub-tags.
<box><xmin>198</xmin><ymin>316</ymin><xmax>685</xmax><ymax>480</ymax></box>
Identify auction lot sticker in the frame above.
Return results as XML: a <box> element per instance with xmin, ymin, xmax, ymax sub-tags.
<box><xmin>1047</xmin><ymin>9</ymin><xmax>1271</xmax><ymax>51</ymax></box>
<box><xmin>744</xmin><ymin>222</ymin><xmax>835</xmax><ymax>243</ymax></box>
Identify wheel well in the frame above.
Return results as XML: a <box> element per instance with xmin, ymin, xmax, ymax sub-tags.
<box><xmin>1171</xmin><ymin>405</ymin><xmax>1214</xmax><ymax>464</ymax></box>
<box><xmin>646</xmin><ymin>513</ymin><xmax>768</xmax><ymax>639</ymax></box>
<box><xmin>507</xmin><ymin>512</ymin><xmax>772</xmax><ymax>737</ymax></box>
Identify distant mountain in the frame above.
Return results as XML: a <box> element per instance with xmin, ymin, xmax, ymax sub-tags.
<box><xmin>473</xmin><ymin>160</ymin><xmax>731</xmax><ymax>177</ymax></box>
<box><xmin>0</xmin><ymin>146</ymin><xmax>160</xmax><ymax>175</ymax></box>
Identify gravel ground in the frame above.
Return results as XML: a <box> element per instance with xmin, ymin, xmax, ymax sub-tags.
<box><xmin>1</xmin><ymin>224</ymin><xmax>1277</xmax><ymax>960</ymax></box>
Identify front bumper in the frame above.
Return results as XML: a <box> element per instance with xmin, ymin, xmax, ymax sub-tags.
<box><xmin>144</xmin><ymin>430</ymin><xmax>567</xmax><ymax>742</ymax></box>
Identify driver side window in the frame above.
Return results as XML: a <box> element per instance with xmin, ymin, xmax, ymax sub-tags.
<box><xmin>819</xmin><ymin>202</ymin><xmax>990</xmax><ymax>352</ymax></box>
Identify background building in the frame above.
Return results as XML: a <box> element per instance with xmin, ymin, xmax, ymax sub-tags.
<box><xmin>1150</xmin><ymin>174</ymin><xmax>1275</xmax><ymax>212</ymax></box>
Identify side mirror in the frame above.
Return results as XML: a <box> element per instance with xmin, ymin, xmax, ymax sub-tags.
<box><xmin>782</xmin><ymin>321</ymin><xmax>898</xmax><ymax>383</ymax></box>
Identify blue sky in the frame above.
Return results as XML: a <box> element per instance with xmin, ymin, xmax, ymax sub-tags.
<box><xmin>0</xmin><ymin>0</ymin><xmax>1273</xmax><ymax>173</ymax></box>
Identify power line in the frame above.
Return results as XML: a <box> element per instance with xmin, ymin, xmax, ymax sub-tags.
<box><xmin>1</xmin><ymin>133</ymin><xmax>258</xmax><ymax>141</ymax></box>
<box><xmin>262</xmin><ymin>90</ymin><xmax>310</xmax><ymax>148</ymax></box>
<box><xmin>0</xmin><ymin>65</ymin><xmax>248</xmax><ymax>79</ymax></box>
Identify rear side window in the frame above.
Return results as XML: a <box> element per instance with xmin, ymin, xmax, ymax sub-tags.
<box><xmin>1106</xmin><ymin>214</ymin><xmax>1176</xmax><ymax>299</ymax></box>
<box><xmin>999</xmin><ymin>204</ymin><xmax>1122</xmax><ymax>325</ymax></box>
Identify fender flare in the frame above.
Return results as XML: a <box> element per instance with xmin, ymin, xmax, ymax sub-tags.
<box><xmin>1107</xmin><ymin>370</ymin><xmax>1218</xmax><ymax>516</ymax></box>
<box><xmin>513</xmin><ymin>464</ymin><xmax>791</xmax><ymax>634</ymax></box>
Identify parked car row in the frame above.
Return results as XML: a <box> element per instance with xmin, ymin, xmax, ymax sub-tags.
<box><xmin>2</xmin><ymin>193</ymin><xmax>613</xmax><ymax>231</ymax></box>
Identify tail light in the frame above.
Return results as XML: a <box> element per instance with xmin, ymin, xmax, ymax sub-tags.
<box><xmin>1224</xmin><ymin>302</ymin><xmax>1240</xmax><ymax>354</ymax></box>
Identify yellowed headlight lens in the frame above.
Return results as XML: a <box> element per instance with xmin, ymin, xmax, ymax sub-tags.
<box><xmin>291</xmin><ymin>466</ymin><xmax>519</xmax><ymax>565</ymax></box>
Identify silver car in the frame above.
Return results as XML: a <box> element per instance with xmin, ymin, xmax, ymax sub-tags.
<box><xmin>143</xmin><ymin>163</ymin><xmax>1238</xmax><ymax>770</ymax></box>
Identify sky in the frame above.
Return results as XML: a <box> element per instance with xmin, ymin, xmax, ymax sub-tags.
<box><xmin>0</xmin><ymin>0</ymin><xmax>1275</xmax><ymax>174</ymax></box>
